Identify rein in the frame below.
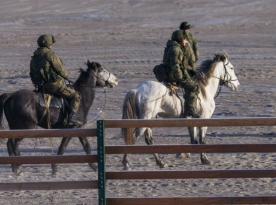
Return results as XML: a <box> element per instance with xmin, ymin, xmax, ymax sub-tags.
<box><xmin>210</xmin><ymin>61</ymin><xmax>238</xmax><ymax>98</ymax></box>
<box><xmin>91</xmin><ymin>67</ymin><xmax>112</xmax><ymax>86</ymax></box>
<box><xmin>82</xmin><ymin>88</ymin><xmax>107</xmax><ymax>128</ymax></box>
<box><xmin>72</xmin><ymin>69</ymin><xmax>111</xmax><ymax>127</ymax></box>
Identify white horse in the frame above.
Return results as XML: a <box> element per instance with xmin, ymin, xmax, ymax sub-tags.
<box><xmin>122</xmin><ymin>53</ymin><xmax>240</xmax><ymax>170</ymax></box>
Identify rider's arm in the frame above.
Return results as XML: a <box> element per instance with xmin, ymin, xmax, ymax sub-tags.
<box><xmin>169</xmin><ymin>47</ymin><xmax>183</xmax><ymax>80</ymax></box>
<box><xmin>189</xmin><ymin>33</ymin><xmax>198</xmax><ymax>62</ymax></box>
<box><xmin>48</xmin><ymin>53</ymin><xmax>69</xmax><ymax>80</ymax></box>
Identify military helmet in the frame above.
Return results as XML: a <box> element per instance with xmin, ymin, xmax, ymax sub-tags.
<box><xmin>37</xmin><ymin>34</ymin><xmax>56</xmax><ymax>48</ymax></box>
<box><xmin>171</xmin><ymin>30</ymin><xmax>185</xmax><ymax>43</ymax></box>
<box><xmin>179</xmin><ymin>21</ymin><xmax>192</xmax><ymax>30</ymax></box>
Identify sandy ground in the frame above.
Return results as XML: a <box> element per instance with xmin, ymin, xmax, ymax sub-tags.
<box><xmin>0</xmin><ymin>0</ymin><xmax>275</xmax><ymax>204</ymax></box>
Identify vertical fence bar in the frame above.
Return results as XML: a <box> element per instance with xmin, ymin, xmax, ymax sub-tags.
<box><xmin>97</xmin><ymin>120</ymin><xmax>106</xmax><ymax>205</ymax></box>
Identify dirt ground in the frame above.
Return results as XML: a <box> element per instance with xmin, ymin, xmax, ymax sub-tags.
<box><xmin>0</xmin><ymin>0</ymin><xmax>275</xmax><ymax>204</ymax></box>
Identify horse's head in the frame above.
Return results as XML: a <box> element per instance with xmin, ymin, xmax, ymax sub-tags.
<box><xmin>214</xmin><ymin>53</ymin><xmax>240</xmax><ymax>91</ymax></box>
<box><xmin>86</xmin><ymin>60</ymin><xmax>118</xmax><ymax>88</ymax></box>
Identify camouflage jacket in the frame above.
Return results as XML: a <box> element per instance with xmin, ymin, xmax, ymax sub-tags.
<box><xmin>163</xmin><ymin>40</ymin><xmax>194</xmax><ymax>82</ymax></box>
<box><xmin>184</xmin><ymin>31</ymin><xmax>198</xmax><ymax>62</ymax></box>
<box><xmin>30</xmin><ymin>47</ymin><xmax>68</xmax><ymax>87</ymax></box>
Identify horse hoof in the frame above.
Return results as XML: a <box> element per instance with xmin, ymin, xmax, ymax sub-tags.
<box><xmin>12</xmin><ymin>166</ymin><xmax>22</xmax><ymax>176</ymax></box>
<box><xmin>123</xmin><ymin>165</ymin><xmax>130</xmax><ymax>171</ymax></box>
<box><xmin>51</xmin><ymin>171</ymin><xmax>57</xmax><ymax>177</ymax></box>
<box><xmin>159</xmin><ymin>162</ymin><xmax>168</xmax><ymax>168</ymax></box>
<box><xmin>201</xmin><ymin>157</ymin><xmax>212</xmax><ymax>165</ymax></box>
<box><xmin>176</xmin><ymin>153</ymin><xmax>191</xmax><ymax>159</ymax></box>
<box><xmin>123</xmin><ymin>163</ymin><xmax>131</xmax><ymax>171</ymax></box>
<box><xmin>89</xmin><ymin>163</ymin><xmax>97</xmax><ymax>171</ymax></box>
<box><xmin>16</xmin><ymin>171</ymin><xmax>23</xmax><ymax>176</ymax></box>
<box><xmin>51</xmin><ymin>164</ymin><xmax>57</xmax><ymax>176</ymax></box>
<box><xmin>14</xmin><ymin>169</ymin><xmax>23</xmax><ymax>176</ymax></box>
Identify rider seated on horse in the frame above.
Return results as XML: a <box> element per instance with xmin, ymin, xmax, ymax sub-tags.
<box><xmin>30</xmin><ymin>34</ymin><xmax>81</xmax><ymax>128</ymax></box>
<box><xmin>162</xmin><ymin>29</ymin><xmax>199</xmax><ymax>118</ymax></box>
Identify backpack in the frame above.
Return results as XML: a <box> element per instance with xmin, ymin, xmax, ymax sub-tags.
<box><xmin>153</xmin><ymin>63</ymin><xmax>169</xmax><ymax>82</ymax></box>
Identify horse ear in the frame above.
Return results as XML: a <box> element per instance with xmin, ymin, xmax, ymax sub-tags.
<box><xmin>222</xmin><ymin>50</ymin><xmax>229</xmax><ymax>60</ymax></box>
<box><xmin>95</xmin><ymin>62</ymin><xmax>102</xmax><ymax>68</ymax></box>
<box><xmin>79</xmin><ymin>68</ymin><xmax>85</xmax><ymax>73</ymax></box>
<box><xmin>86</xmin><ymin>60</ymin><xmax>91</xmax><ymax>66</ymax></box>
<box><xmin>213</xmin><ymin>54</ymin><xmax>219</xmax><ymax>62</ymax></box>
<box><xmin>90</xmin><ymin>62</ymin><xmax>98</xmax><ymax>69</ymax></box>
<box><xmin>214</xmin><ymin>53</ymin><xmax>226</xmax><ymax>62</ymax></box>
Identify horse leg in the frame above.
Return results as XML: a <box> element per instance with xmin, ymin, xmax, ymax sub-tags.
<box><xmin>78</xmin><ymin>137</ymin><xmax>97</xmax><ymax>171</ymax></box>
<box><xmin>51</xmin><ymin>137</ymin><xmax>72</xmax><ymax>175</ymax></box>
<box><xmin>189</xmin><ymin>126</ymin><xmax>199</xmax><ymax>144</ymax></box>
<box><xmin>8</xmin><ymin>138</ymin><xmax>22</xmax><ymax>175</ymax></box>
<box><xmin>7</xmin><ymin>139</ymin><xmax>14</xmax><ymax>157</ymax></box>
<box><xmin>14</xmin><ymin>138</ymin><xmax>21</xmax><ymax>156</ymax></box>
<box><xmin>176</xmin><ymin>127</ymin><xmax>198</xmax><ymax>159</ymax></box>
<box><xmin>7</xmin><ymin>139</ymin><xmax>18</xmax><ymax>173</ymax></box>
<box><xmin>122</xmin><ymin>127</ymin><xmax>138</xmax><ymax>170</ymax></box>
<box><xmin>199</xmin><ymin>127</ymin><xmax>211</xmax><ymax>165</ymax></box>
<box><xmin>145</xmin><ymin>128</ymin><xmax>168</xmax><ymax>168</ymax></box>
<box><xmin>122</xmin><ymin>154</ymin><xmax>131</xmax><ymax>170</ymax></box>
<box><xmin>176</xmin><ymin>127</ymin><xmax>198</xmax><ymax>160</ymax></box>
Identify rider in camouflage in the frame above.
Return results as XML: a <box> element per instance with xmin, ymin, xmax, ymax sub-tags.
<box><xmin>163</xmin><ymin>30</ymin><xmax>199</xmax><ymax>117</ymax></box>
<box><xmin>179</xmin><ymin>21</ymin><xmax>198</xmax><ymax>65</ymax></box>
<box><xmin>30</xmin><ymin>34</ymin><xmax>81</xmax><ymax>127</ymax></box>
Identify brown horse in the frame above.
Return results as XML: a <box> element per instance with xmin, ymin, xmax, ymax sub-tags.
<box><xmin>0</xmin><ymin>61</ymin><xmax>118</xmax><ymax>174</ymax></box>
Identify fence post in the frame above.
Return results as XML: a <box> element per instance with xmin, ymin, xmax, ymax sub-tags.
<box><xmin>97</xmin><ymin>120</ymin><xmax>106</xmax><ymax>205</ymax></box>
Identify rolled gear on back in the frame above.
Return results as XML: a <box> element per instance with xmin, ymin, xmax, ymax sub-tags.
<box><xmin>153</xmin><ymin>63</ymin><xmax>169</xmax><ymax>83</ymax></box>
<box><xmin>30</xmin><ymin>34</ymin><xmax>81</xmax><ymax>128</ymax></box>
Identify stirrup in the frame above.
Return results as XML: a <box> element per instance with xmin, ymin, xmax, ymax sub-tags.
<box><xmin>67</xmin><ymin>120</ymin><xmax>82</xmax><ymax>128</ymax></box>
<box><xmin>67</xmin><ymin>112</ymin><xmax>82</xmax><ymax>128</ymax></box>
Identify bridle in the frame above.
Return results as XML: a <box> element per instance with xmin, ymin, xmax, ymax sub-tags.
<box><xmin>220</xmin><ymin>61</ymin><xmax>238</xmax><ymax>85</ymax></box>
<box><xmin>211</xmin><ymin>60</ymin><xmax>238</xmax><ymax>98</ymax></box>
<box><xmin>88</xmin><ymin>66</ymin><xmax>111</xmax><ymax>85</ymax></box>
<box><xmin>82</xmin><ymin>67</ymin><xmax>114</xmax><ymax>126</ymax></box>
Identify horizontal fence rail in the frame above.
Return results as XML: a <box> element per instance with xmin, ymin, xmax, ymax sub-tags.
<box><xmin>0</xmin><ymin>181</ymin><xmax>98</xmax><ymax>191</ymax></box>
<box><xmin>104</xmin><ymin>117</ymin><xmax>276</xmax><ymax>128</ymax></box>
<box><xmin>106</xmin><ymin>144</ymin><xmax>276</xmax><ymax>154</ymax></box>
<box><xmin>0</xmin><ymin>155</ymin><xmax>97</xmax><ymax>164</ymax></box>
<box><xmin>0</xmin><ymin>128</ymin><xmax>97</xmax><ymax>139</ymax></box>
<box><xmin>107</xmin><ymin>196</ymin><xmax>276</xmax><ymax>205</ymax></box>
<box><xmin>106</xmin><ymin>170</ymin><xmax>276</xmax><ymax>180</ymax></box>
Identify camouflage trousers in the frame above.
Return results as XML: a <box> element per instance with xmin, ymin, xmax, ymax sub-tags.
<box><xmin>178</xmin><ymin>79</ymin><xmax>199</xmax><ymax>117</ymax></box>
<box><xmin>43</xmin><ymin>81</ymin><xmax>80</xmax><ymax>113</ymax></box>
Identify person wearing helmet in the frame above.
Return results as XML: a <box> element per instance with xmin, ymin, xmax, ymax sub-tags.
<box><xmin>179</xmin><ymin>21</ymin><xmax>198</xmax><ymax>64</ymax></box>
<box><xmin>30</xmin><ymin>34</ymin><xmax>81</xmax><ymax>128</ymax></box>
<box><xmin>163</xmin><ymin>30</ymin><xmax>199</xmax><ymax>117</ymax></box>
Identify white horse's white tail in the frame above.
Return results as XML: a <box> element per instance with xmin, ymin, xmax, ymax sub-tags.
<box><xmin>122</xmin><ymin>90</ymin><xmax>138</xmax><ymax>145</ymax></box>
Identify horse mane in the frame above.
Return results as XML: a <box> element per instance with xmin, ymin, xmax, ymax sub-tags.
<box><xmin>74</xmin><ymin>61</ymin><xmax>101</xmax><ymax>89</ymax></box>
<box><xmin>197</xmin><ymin>53</ymin><xmax>227</xmax><ymax>97</ymax></box>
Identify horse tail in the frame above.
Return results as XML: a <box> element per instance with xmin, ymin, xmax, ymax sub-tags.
<box><xmin>0</xmin><ymin>93</ymin><xmax>9</xmax><ymax>129</ymax></box>
<box><xmin>122</xmin><ymin>89</ymin><xmax>138</xmax><ymax>145</ymax></box>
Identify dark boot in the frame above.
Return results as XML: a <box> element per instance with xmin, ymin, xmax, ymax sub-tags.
<box><xmin>184</xmin><ymin>104</ymin><xmax>199</xmax><ymax>118</ymax></box>
<box><xmin>184</xmin><ymin>92</ymin><xmax>199</xmax><ymax>118</ymax></box>
<box><xmin>67</xmin><ymin>111</ymin><xmax>82</xmax><ymax>128</ymax></box>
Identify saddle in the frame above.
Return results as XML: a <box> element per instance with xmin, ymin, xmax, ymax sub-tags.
<box><xmin>162</xmin><ymin>83</ymin><xmax>185</xmax><ymax>117</ymax></box>
<box><xmin>37</xmin><ymin>93</ymin><xmax>65</xmax><ymax>110</ymax></box>
<box><xmin>165</xmin><ymin>83</ymin><xmax>180</xmax><ymax>95</ymax></box>
<box><xmin>37</xmin><ymin>92</ymin><xmax>69</xmax><ymax>128</ymax></box>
